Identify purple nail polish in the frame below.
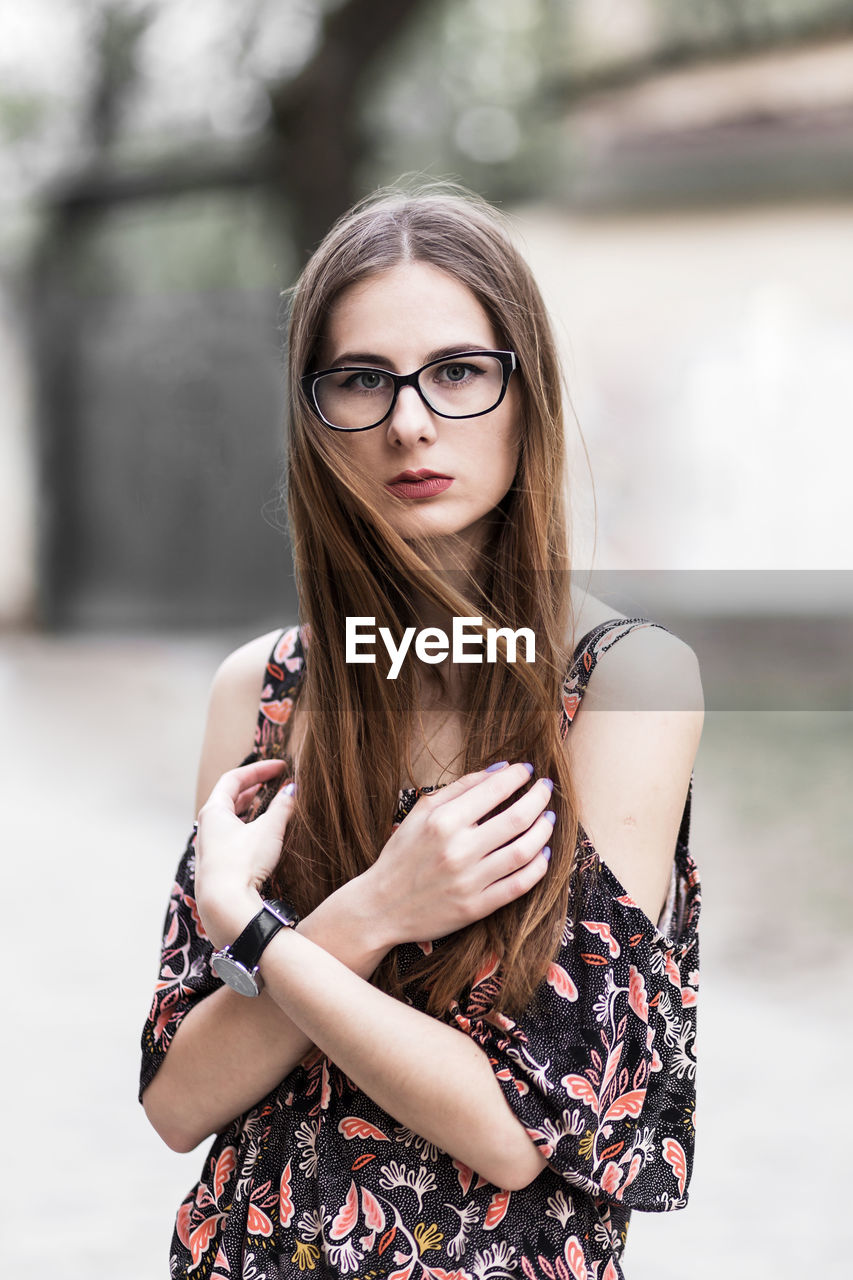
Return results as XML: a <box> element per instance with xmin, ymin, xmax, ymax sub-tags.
<box><xmin>541</xmin><ymin>777</ymin><xmax>554</xmax><ymax>793</ymax></box>
<box><xmin>486</xmin><ymin>761</ymin><xmax>509</xmax><ymax>772</ymax></box>
<box><xmin>521</xmin><ymin>762</ymin><xmax>534</xmax><ymax>776</ymax></box>
<box><xmin>542</xmin><ymin>846</ymin><xmax>552</xmax><ymax>863</ymax></box>
<box><xmin>545</xmin><ymin>810</ymin><xmax>556</xmax><ymax>825</ymax></box>
<box><xmin>283</xmin><ymin>781</ymin><xmax>296</xmax><ymax>796</ymax></box>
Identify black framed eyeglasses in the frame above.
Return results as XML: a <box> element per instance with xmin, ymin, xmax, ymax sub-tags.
<box><xmin>301</xmin><ymin>349</ymin><xmax>517</xmax><ymax>432</ymax></box>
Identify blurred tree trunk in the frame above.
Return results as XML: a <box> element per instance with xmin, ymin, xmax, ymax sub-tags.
<box><xmin>86</xmin><ymin>2</ymin><xmax>153</xmax><ymax>151</ymax></box>
<box><xmin>269</xmin><ymin>0</ymin><xmax>432</xmax><ymax>254</ymax></box>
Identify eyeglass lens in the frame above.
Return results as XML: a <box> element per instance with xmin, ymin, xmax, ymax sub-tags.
<box><xmin>312</xmin><ymin>354</ymin><xmax>506</xmax><ymax>431</ymax></box>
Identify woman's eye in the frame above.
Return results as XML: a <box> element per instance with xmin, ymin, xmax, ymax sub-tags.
<box><xmin>342</xmin><ymin>370</ymin><xmax>387</xmax><ymax>392</ymax></box>
<box><xmin>437</xmin><ymin>362</ymin><xmax>477</xmax><ymax>384</ymax></box>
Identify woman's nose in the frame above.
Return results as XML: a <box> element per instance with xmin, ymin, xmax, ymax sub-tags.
<box><xmin>386</xmin><ymin>384</ymin><xmax>439</xmax><ymax>445</ymax></box>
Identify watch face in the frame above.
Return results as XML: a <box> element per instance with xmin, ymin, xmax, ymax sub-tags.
<box><xmin>211</xmin><ymin>951</ymin><xmax>261</xmax><ymax>997</ymax></box>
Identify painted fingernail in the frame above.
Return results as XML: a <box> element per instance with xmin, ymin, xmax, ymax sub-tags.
<box><xmin>283</xmin><ymin>781</ymin><xmax>296</xmax><ymax>796</ymax></box>
<box><xmin>545</xmin><ymin>810</ymin><xmax>556</xmax><ymax>825</ymax></box>
<box><xmin>541</xmin><ymin>777</ymin><xmax>554</xmax><ymax>793</ymax></box>
<box><xmin>486</xmin><ymin>761</ymin><xmax>509</xmax><ymax>772</ymax></box>
<box><xmin>521</xmin><ymin>762</ymin><xmax>535</xmax><ymax>776</ymax></box>
<box><xmin>542</xmin><ymin>846</ymin><xmax>552</xmax><ymax>863</ymax></box>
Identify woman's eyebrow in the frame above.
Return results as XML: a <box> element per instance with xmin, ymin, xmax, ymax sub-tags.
<box><xmin>327</xmin><ymin>343</ymin><xmax>494</xmax><ymax>369</ymax></box>
<box><xmin>329</xmin><ymin>351</ymin><xmax>389</xmax><ymax>367</ymax></box>
<box><xmin>424</xmin><ymin>343</ymin><xmax>494</xmax><ymax>364</ymax></box>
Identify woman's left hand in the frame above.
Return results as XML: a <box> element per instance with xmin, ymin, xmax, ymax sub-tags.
<box><xmin>194</xmin><ymin>758</ymin><xmax>294</xmax><ymax>948</ymax></box>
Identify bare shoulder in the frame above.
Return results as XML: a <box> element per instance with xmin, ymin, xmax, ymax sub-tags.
<box><xmin>564</xmin><ymin>620</ymin><xmax>704</xmax><ymax>924</ymax></box>
<box><xmin>583</xmin><ymin>622</ymin><xmax>703</xmax><ymax>714</ymax></box>
<box><xmin>194</xmin><ymin>628</ymin><xmax>286</xmax><ymax>815</ymax></box>
<box><xmin>568</xmin><ymin>586</ymin><xmax>702</xmax><ymax>711</ymax></box>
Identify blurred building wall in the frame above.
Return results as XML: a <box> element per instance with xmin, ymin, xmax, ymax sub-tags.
<box><xmin>518</xmin><ymin>203</ymin><xmax>853</xmax><ymax>589</ymax></box>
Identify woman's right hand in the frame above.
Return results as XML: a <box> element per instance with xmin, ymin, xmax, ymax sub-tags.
<box><xmin>360</xmin><ymin>762</ymin><xmax>555</xmax><ymax>949</ymax></box>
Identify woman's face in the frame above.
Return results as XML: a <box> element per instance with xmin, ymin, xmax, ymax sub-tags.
<box><xmin>317</xmin><ymin>260</ymin><xmax>521</xmax><ymax>560</ymax></box>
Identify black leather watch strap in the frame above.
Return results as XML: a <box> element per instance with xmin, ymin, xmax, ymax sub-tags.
<box><xmin>228</xmin><ymin>899</ymin><xmax>299</xmax><ymax>970</ymax></box>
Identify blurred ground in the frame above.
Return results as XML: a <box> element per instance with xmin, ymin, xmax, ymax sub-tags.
<box><xmin>1</xmin><ymin>632</ymin><xmax>851</xmax><ymax>1278</ymax></box>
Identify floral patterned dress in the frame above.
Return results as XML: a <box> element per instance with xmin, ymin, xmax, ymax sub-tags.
<box><xmin>140</xmin><ymin>617</ymin><xmax>700</xmax><ymax>1280</ymax></box>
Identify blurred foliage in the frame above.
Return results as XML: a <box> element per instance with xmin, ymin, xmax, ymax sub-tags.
<box><xmin>361</xmin><ymin>0</ymin><xmax>564</xmax><ymax>203</ymax></box>
<box><xmin>0</xmin><ymin>91</ymin><xmax>50</xmax><ymax>143</ymax></box>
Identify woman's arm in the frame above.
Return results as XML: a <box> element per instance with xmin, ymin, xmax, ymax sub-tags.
<box><xmin>145</xmin><ymin>635</ymin><xmax>388</xmax><ymax>1152</ymax></box>
<box><xmin>174</xmin><ymin>757</ymin><xmax>555</xmax><ymax>1189</ymax></box>
<box><xmin>145</xmin><ymin>761</ymin><xmax>554</xmax><ymax>1171</ymax></box>
<box><xmin>208</xmin><ymin>881</ymin><xmax>550</xmax><ymax>1193</ymax></box>
<box><xmin>141</xmin><ymin>881</ymin><xmax>394</xmax><ymax>1153</ymax></box>
<box><xmin>565</xmin><ymin>627</ymin><xmax>704</xmax><ymax>922</ymax></box>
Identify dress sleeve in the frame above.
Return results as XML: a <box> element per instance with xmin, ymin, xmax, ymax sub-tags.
<box><xmin>138</xmin><ymin>829</ymin><xmax>224</xmax><ymax>1100</ymax></box>
<box><xmin>447</xmin><ymin>831</ymin><xmax>701</xmax><ymax>1212</ymax></box>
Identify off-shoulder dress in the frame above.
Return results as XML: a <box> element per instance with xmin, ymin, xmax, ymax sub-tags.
<box><xmin>140</xmin><ymin>616</ymin><xmax>701</xmax><ymax>1280</ymax></box>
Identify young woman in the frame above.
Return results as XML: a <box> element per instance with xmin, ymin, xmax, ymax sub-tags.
<box><xmin>140</xmin><ymin>184</ymin><xmax>703</xmax><ymax>1280</ymax></box>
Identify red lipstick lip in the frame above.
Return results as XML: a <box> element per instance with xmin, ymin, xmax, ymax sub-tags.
<box><xmin>388</xmin><ymin>469</ymin><xmax>452</xmax><ymax>483</ymax></box>
<box><xmin>385</xmin><ymin>473</ymin><xmax>454</xmax><ymax>500</ymax></box>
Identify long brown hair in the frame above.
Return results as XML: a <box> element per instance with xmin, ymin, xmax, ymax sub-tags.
<box><xmin>266</xmin><ymin>180</ymin><xmax>580</xmax><ymax>1018</ymax></box>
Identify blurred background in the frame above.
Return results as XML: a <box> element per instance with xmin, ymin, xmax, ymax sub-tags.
<box><xmin>1</xmin><ymin>1</ymin><xmax>851</xmax><ymax>1276</ymax></box>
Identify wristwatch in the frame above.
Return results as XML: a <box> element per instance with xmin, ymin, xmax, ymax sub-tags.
<box><xmin>211</xmin><ymin>899</ymin><xmax>300</xmax><ymax>997</ymax></box>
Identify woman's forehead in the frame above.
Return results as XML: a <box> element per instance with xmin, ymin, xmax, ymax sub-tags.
<box><xmin>321</xmin><ymin>261</ymin><xmax>498</xmax><ymax>367</ymax></box>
